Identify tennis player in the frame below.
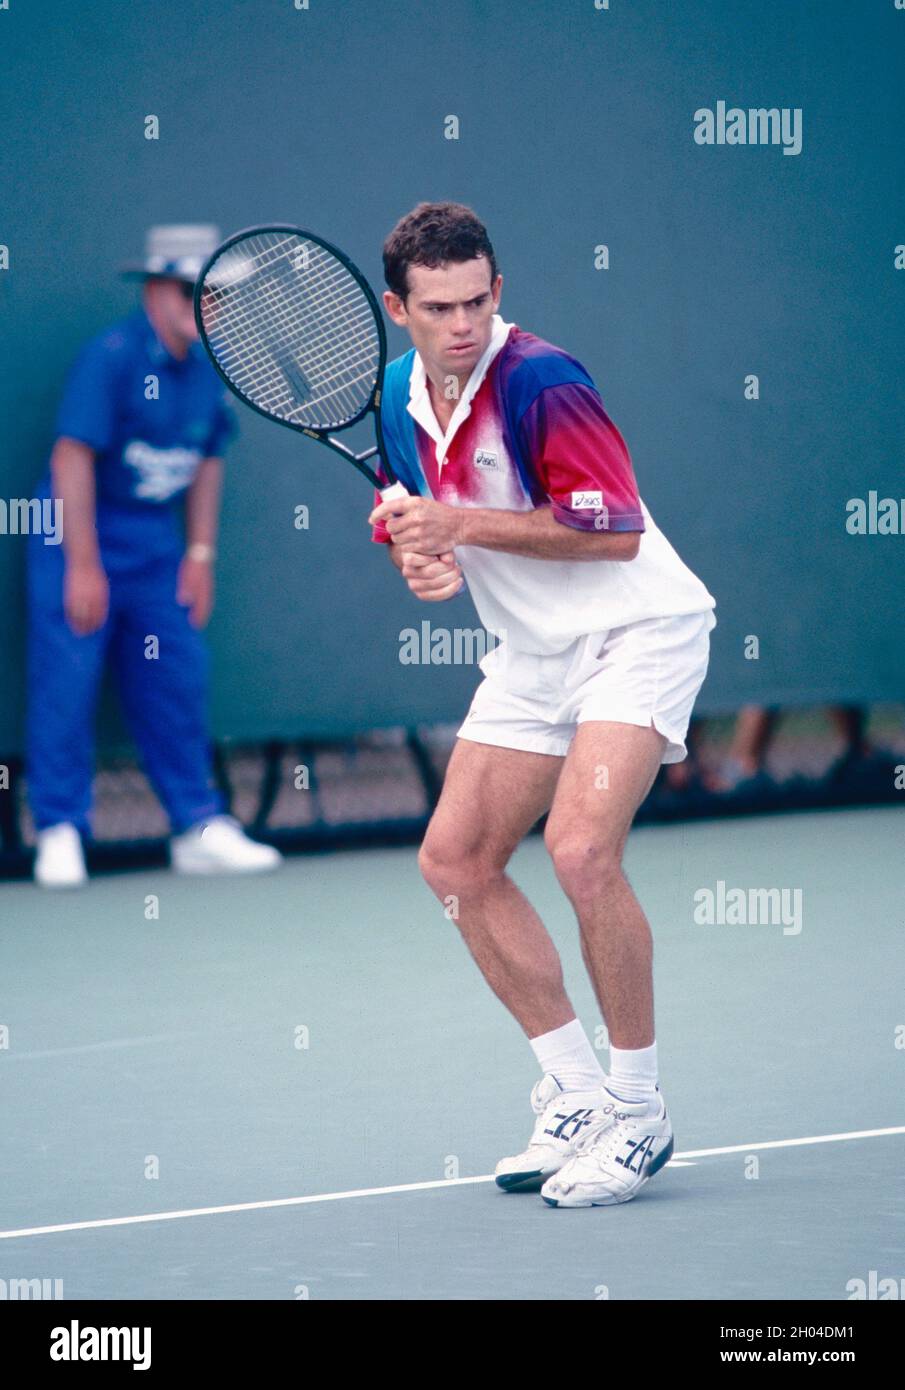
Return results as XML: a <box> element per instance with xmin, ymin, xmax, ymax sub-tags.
<box><xmin>27</xmin><ymin>225</ymin><xmax>282</xmax><ymax>886</ymax></box>
<box><xmin>369</xmin><ymin>202</ymin><xmax>717</xmax><ymax>1208</ymax></box>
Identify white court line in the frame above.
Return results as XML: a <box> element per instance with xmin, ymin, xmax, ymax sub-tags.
<box><xmin>673</xmin><ymin>1126</ymin><xmax>905</xmax><ymax>1160</ymax></box>
<box><xmin>0</xmin><ymin>1124</ymin><xmax>902</xmax><ymax>1242</ymax></box>
<box><xmin>5</xmin><ymin>1032</ymin><xmax>213</xmax><ymax>1061</ymax></box>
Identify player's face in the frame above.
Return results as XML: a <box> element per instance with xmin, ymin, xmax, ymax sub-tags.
<box><xmin>383</xmin><ymin>257</ymin><xmax>502</xmax><ymax>382</ymax></box>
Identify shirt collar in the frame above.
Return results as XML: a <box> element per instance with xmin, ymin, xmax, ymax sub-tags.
<box><xmin>406</xmin><ymin>314</ymin><xmax>514</xmax><ymax>461</ymax></box>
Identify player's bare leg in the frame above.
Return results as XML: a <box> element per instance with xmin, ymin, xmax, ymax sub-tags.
<box><xmin>421</xmin><ymin>736</ymin><xmax>616</xmax><ymax>1193</ymax></box>
<box><xmin>543</xmin><ymin>721</ymin><xmax>668</xmax><ymax>1049</ymax></box>
<box><xmin>418</xmin><ymin>738</ymin><xmax>570</xmax><ymax>1037</ymax></box>
<box><xmin>537</xmin><ymin>720</ymin><xmax>680</xmax><ymax>1207</ymax></box>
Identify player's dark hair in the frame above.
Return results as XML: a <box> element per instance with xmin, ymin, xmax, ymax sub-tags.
<box><xmin>383</xmin><ymin>202</ymin><xmax>498</xmax><ymax>302</ymax></box>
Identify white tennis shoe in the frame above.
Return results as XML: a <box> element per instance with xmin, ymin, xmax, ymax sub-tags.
<box><xmin>171</xmin><ymin>815</ymin><xmax>283</xmax><ymax>875</ymax></box>
<box><xmin>34</xmin><ymin>822</ymin><xmax>88</xmax><ymax>889</ymax></box>
<box><xmin>540</xmin><ymin>1086</ymin><xmax>674</xmax><ymax>1208</ymax></box>
<box><xmin>495</xmin><ymin>1074</ymin><xmax>606</xmax><ymax>1192</ymax></box>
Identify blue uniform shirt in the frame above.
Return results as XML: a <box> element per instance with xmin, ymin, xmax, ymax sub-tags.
<box><xmin>51</xmin><ymin>306</ymin><xmax>236</xmax><ymax>508</ymax></box>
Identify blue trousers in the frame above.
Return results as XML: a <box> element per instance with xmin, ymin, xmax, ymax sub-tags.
<box><xmin>26</xmin><ymin>508</ymin><xmax>225</xmax><ymax>836</ymax></box>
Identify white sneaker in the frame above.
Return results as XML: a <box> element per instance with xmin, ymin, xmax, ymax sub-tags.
<box><xmin>540</xmin><ymin>1086</ymin><xmax>674</xmax><ymax>1208</ymax></box>
<box><xmin>495</xmin><ymin>1074</ymin><xmax>607</xmax><ymax>1193</ymax></box>
<box><xmin>170</xmin><ymin>815</ymin><xmax>283</xmax><ymax>876</ymax></box>
<box><xmin>34</xmin><ymin>823</ymin><xmax>87</xmax><ymax>889</ymax></box>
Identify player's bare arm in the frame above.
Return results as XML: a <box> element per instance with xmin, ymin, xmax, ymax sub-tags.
<box><xmin>370</xmin><ymin>494</ymin><xmax>640</xmax><ymax>561</ymax></box>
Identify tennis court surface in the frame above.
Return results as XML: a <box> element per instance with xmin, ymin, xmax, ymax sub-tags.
<box><xmin>1</xmin><ymin>805</ymin><xmax>902</xmax><ymax>1300</ymax></box>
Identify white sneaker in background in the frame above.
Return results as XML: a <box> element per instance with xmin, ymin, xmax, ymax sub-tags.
<box><xmin>34</xmin><ymin>823</ymin><xmax>88</xmax><ymax>889</ymax></box>
<box><xmin>170</xmin><ymin>815</ymin><xmax>283</xmax><ymax>876</ymax></box>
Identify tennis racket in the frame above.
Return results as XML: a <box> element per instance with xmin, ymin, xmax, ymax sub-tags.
<box><xmin>193</xmin><ymin>224</ymin><xmax>409</xmax><ymax>504</ymax></box>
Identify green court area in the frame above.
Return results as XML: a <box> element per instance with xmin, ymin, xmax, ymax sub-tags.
<box><xmin>0</xmin><ymin>807</ymin><xmax>902</xmax><ymax>1299</ymax></box>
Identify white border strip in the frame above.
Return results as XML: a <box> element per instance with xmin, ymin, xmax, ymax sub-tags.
<box><xmin>0</xmin><ymin>1125</ymin><xmax>902</xmax><ymax>1242</ymax></box>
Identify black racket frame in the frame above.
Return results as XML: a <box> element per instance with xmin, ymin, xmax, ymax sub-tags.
<box><xmin>193</xmin><ymin>224</ymin><xmax>402</xmax><ymax>492</ymax></box>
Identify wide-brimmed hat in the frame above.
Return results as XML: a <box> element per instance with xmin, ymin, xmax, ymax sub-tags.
<box><xmin>120</xmin><ymin>224</ymin><xmax>221</xmax><ymax>283</ymax></box>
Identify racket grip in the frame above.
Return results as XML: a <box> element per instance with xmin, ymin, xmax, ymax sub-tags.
<box><xmin>379</xmin><ymin>481</ymin><xmax>409</xmax><ymax>501</ymax></box>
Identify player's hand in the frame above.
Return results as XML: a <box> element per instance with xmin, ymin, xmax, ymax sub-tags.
<box><xmin>369</xmin><ymin>495</ymin><xmax>464</xmax><ymax>554</ymax></box>
<box><xmin>177</xmin><ymin>554</ymin><xmax>215</xmax><ymax>629</ymax></box>
<box><xmin>64</xmin><ymin>560</ymin><xmax>109</xmax><ymax>636</ymax></box>
<box><xmin>399</xmin><ymin>550</ymin><xmax>464</xmax><ymax>602</ymax></box>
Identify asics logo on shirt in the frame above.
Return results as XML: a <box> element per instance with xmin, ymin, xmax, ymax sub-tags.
<box><xmin>473</xmin><ymin>448</ymin><xmax>500</xmax><ymax>471</ymax></box>
<box><xmin>544</xmin><ymin>1107</ymin><xmax>596</xmax><ymax>1142</ymax></box>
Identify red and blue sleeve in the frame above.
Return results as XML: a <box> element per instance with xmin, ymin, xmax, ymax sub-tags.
<box><xmin>518</xmin><ymin>382</ymin><xmax>645</xmax><ymax>533</ymax></box>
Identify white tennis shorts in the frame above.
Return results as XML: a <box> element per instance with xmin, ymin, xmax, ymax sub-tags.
<box><xmin>458</xmin><ymin>609</ymin><xmax>717</xmax><ymax>764</ymax></box>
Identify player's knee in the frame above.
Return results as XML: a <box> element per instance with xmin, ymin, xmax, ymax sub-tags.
<box><xmin>418</xmin><ymin>836</ymin><xmax>460</xmax><ymax>896</ymax></box>
<box><xmin>418</xmin><ymin>834</ymin><xmax>505</xmax><ymax>901</ymax></box>
<box><xmin>546</xmin><ymin>831</ymin><xmax>622</xmax><ymax>901</ymax></box>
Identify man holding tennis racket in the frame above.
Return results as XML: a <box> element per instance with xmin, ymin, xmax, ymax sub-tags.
<box><xmin>369</xmin><ymin>202</ymin><xmax>717</xmax><ymax>1209</ymax></box>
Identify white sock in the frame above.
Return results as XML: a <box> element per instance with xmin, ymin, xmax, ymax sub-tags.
<box><xmin>529</xmin><ymin>1019</ymin><xmax>606</xmax><ymax>1094</ymax></box>
<box><xmin>607</xmin><ymin>1042</ymin><xmax>659</xmax><ymax>1105</ymax></box>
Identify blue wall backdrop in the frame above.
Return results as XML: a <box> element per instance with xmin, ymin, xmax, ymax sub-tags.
<box><xmin>1</xmin><ymin>0</ymin><xmax>903</xmax><ymax>745</ymax></box>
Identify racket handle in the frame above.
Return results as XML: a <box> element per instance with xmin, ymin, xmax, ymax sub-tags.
<box><xmin>379</xmin><ymin>481</ymin><xmax>409</xmax><ymax>501</ymax></box>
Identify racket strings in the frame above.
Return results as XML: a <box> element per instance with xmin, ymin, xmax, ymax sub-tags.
<box><xmin>212</xmin><ymin>249</ymin><xmax>367</xmax><ymax>352</ymax></box>
<box><xmin>214</xmin><ymin>285</ymin><xmax>373</xmax><ymax>407</ymax></box>
<box><xmin>217</xmin><ymin>280</ymin><xmax>376</xmax><ymax>397</ymax></box>
<box><xmin>200</xmin><ymin>231</ymin><xmax>381</xmax><ymax>428</ymax></box>
<box><xmin>206</xmin><ymin>261</ymin><xmax>375</xmax><ymax>420</ymax></box>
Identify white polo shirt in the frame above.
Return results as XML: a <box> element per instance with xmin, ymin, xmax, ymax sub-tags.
<box><xmin>373</xmin><ymin>315</ymin><xmax>716</xmax><ymax>654</ymax></box>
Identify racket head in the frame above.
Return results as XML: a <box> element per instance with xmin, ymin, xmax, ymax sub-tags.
<box><xmin>193</xmin><ymin>225</ymin><xmax>388</xmax><ymax>437</ymax></box>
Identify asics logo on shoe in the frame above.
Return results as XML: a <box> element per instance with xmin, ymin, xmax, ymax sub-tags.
<box><xmin>615</xmin><ymin>1134</ymin><xmax>658</xmax><ymax>1175</ymax></box>
<box><xmin>599</xmin><ymin>1101</ymin><xmax>630</xmax><ymax>1121</ymax></box>
<box><xmin>543</xmin><ymin>1108</ymin><xmax>596</xmax><ymax>1142</ymax></box>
